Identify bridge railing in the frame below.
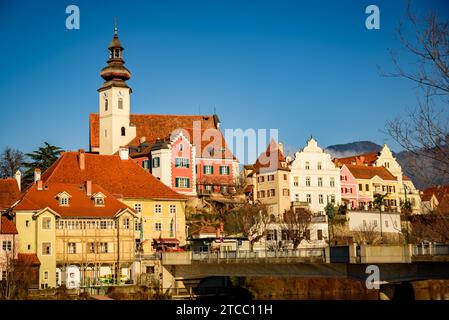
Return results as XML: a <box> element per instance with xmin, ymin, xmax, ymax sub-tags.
<box><xmin>191</xmin><ymin>248</ymin><xmax>325</xmax><ymax>261</ymax></box>
<box><xmin>412</xmin><ymin>244</ymin><xmax>449</xmax><ymax>256</ymax></box>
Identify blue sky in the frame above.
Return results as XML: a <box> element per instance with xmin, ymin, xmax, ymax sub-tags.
<box><xmin>0</xmin><ymin>0</ymin><xmax>448</xmax><ymax>161</ymax></box>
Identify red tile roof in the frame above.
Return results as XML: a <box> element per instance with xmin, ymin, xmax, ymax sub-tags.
<box><xmin>421</xmin><ymin>185</ymin><xmax>449</xmax><ymax>202</ymax></box>
<box><xmin>253</xmin><ymin>139</ymin><xmax>289</xmax><ymax>173</ymax></box>
<box><xmin>334</xmin><ymin>152</ymin><xmax>379</xmax><ymax>167</ymax></box>
<box><xmin>40</xmin><ymin>151</ymin><xmax>187</xmax><ymax>200</ymax></box>
<box><xmin>0</xmin><ymin>178</ymin><xmax>21</xmax><ymax>210</ymax></box>
<box><xmin>1</xmin><ymin>215</ymin><xmax>18</xmax><ymax>234</ymax></box>
<box><xmin>346</xmin><ymin>164</ymin><xmax>397</xmax><ymax>181</ymax></box>
<box><xmin>17</xmin><ymin>253</ymin><xmax>40</xmax><ymax>266</ymax></box>
<box><xmin>90</xmin><ymin>113</ymin><xmax>236</xmax><ymax>160</ymax></box>
<box><xmin>14</xmin><ymin>182</ymin><xmax>134</xmax><ymax>218</ymax></box>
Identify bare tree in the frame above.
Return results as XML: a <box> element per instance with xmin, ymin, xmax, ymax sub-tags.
<box><xmin>233</xmin><ymin>202</ymin><xmax>270</xmax><ymax>250</ymax></box>
<box><xmin>281</xmin><ymin>208</ymin><xmax>313</xmax><ymax>249</ymax></box>
<box><xmin>0</xmin><ymin>147</ymin><xmax>24</xmax><ymax>178</ymax></box>
<box><xmin>409</xmin><ymin>211</ymin><xmax>449</xmax><ymax>243</ymax></box>
<box><xmin>0</xmin><ymin>250</ymin><xmax>34</xmax><ymax>300</ymax></box>
<box><xmin>384</xmin><ymin>2</ymin><xmax>449</xmax><ymax>185</ymax></box>
<box><xmin>354</xmin><ymin>222</ymin><xmax>380</xmax><ymax>245</ymax></box>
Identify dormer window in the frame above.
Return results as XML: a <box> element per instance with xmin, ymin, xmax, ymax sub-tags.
<box><xmin>56</xmin><ymin>192</ymin><xmax>71</xmax><ymax>206</ymax></box>
<box><xmin>92</xmin><ymin>192</ymin><xmax>106</xmax><ymax>207</ymax></box>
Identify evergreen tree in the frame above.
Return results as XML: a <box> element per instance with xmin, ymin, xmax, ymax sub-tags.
<box><xmin>23</xmin><ymin>142</ymin><xmax>63</xmax><ymax>184</ymax></box>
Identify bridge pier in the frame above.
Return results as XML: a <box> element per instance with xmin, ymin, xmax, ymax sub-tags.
<box><xmin>379</xmin><ymin>282</ymin><xmax>415</xmax><ymax>301</ymax></box>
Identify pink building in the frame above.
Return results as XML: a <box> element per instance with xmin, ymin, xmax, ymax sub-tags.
<box><xmin>339</xmin><ymin>165</ymin><xmax>370</xmax><ymax>209</ymax></box>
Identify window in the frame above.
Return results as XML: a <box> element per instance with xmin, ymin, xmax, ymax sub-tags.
<box><xmin>170</xmin><ymin>204</ymin><xmax>176</xmax><ymax>214</ymax></box>
<box><xmin>330</xmin><ymin>177</ymin><xmax>335</xmax><ymax>187</ymax></box>
<box><xmin>123</xmin><ymin>218</ymin><xmax>130</xmax><ymax>229</ymax></box>
<box><xmin>68</xmin><ymin>243</ymin><xmax>77</xmax><ymax>254</ymax></box>
<box><xmin>306</xmin><ymin>194</ymin><xmax>311</xmax><ymax>203</ymax></box>
<box><xmin>319</xmin><ymin>194</ymin><xmax>324</xmax><ymax>204</ymax></box>
<box><xmin>135</xmin><ymin>219</ymin><xmax>142</xmax><ymax>232</ymax></box>
<box><xmin>282</xmin><ymin>189</ymin><xmax>290</xmax><ymax>196</ymax></box>
<box><xmin>267</xmin><ymin>175</ymin><xmax>275</xmax><ymax>181</ymax></box>
<box><xmin>105</xmin><ymin>98</ymin><xmax>108</xmax><ymax>111</ymax></box>
<box><xmin>95</xmin><ymin>197</ymin><xmax>105</xmax><ymax>206</ymax></box>
<box><xmin>152</xmin><ymin>157</ymin><xmax>160</xmax><ymax>168</ymax></box>
<box><xmin>42</xmin><ymin>242</ymin><xmax>51</xmax><ymax>255</ymax></box>
<box><xmin>359</xmin><ymin>184</ymin><xmax>363</xmax><ymax>191</ymax></box>
<box><xmin>98</xmin><ymin>242</ymin><xmax>108</xmax><ymax>253</ymax></box>
<box><xmin>1</xmin><ymin>271</ymin><xmax>7</xmax><ymax>280</ymax></box>
<box><xmin>59</xmin><ymin>197</ymin><xmax>69</xmax><ymax>206</ymax></box>
<box><xmin>146</xmin><ymin>266</ymin><xmax>155</xmax><ymax>274</ymax></box>
<box><xmin>317</xmin><ymin>162</ymin><xmax>322</xmax><ymax>170</ymax></box>
<box><xmin>43</xmin><ymin>271</ymin><xmax>49</xmax><ymax>281</ymax></box>
<box><xmin>294</xmin><ymin>176</ymin><xmax>299</xmax><ymax>186</ymax></box>
<box><xmin>317</xmin><ymin>229</ymin><xmax>323</xmax><ymax>240</ymax></box>
<box><xmin>219</xmin><ymin>166</ymin><xmax>230</xmax><ymax>175</ymax></box>
<box><xmin>305</xmin><ymin>161</ymin><xmax>310</xmax><ymax>170</ymax></box>
<box><xmin>330</xmin><ymin>195</ymin><xmax>336</xmax><ymax>204</ymax></box>
<box><xmin>260</xmin><ymin>190</ymin><xmax>266</xmax><ymax>198</ymax></box>
<box><xmin>100</xmin><ymin>220</ymin><xmax>108</xmax><ymax>229</ymax></box>
<box><xmin>203</xmin><ymin>165</ymin><xmax>214</xmax><ymax>174</ymax></box>
<box><xmin>294</xmin><ymin>194</ymin><xmax>299</xmax><ymax>202</ymax></box>
<box><xmin>365</xmin><ymin>184</ymin><xmax>369</xmax><ymax>191</ymax></box>
<box><xmin>175</xmin><ymin>177</ymin><xmax>190</xmax><ymax>188</ymax></box>
<box><xmin>258</xmin><ymin>176</ymin><xmax>265</xmax><ymax>183</ymax></box>
<box><xmin>305</xmin><ymin>230</ymin><xmax>311</xmax><ymax>241</ymax></box>
<box><xmin>195</xmin><ymin>165</ymin><xmax>198</xmax><ymax>174</ymax></box>
<box><xmin>266</xmin><ymin>230</ymin><xmax>277</xmax><ymax>241</ymax></box>
<box><xmin>306</xmin><ymin>177</ymin><xmax>311</xmax><ymax>186</ymax></box>
<box><xmin>42</xmin><ymin>217</ymin><xmax>51</xmax><ymax>230</ymax></box>
<box><xmin>283</xmin><ymin>174</ymin><xmax>287</xmax><ymax>180</ymax></box>
<box><xmin>121</xmin><ymin>127</ymin><xmax>126</xmax><ymax>136</ymax></box>
<box><xmin>318</xmin><ymin>177</ymin><xmax>323</xmax><ymax>187</ymax></box>
<box><xmin>2</xmin><ymin>241</ymin><xmax>12</xmax><ymax>251</ymax></box>
<box><xmin>134</xmin><ymin>203</ymin><xmax>142</xmax><ymax>213</ymax></box>
<box><xmin>88</xmin><ymin>242</ymin><xmax>95</xmax><ymax>254</ymax></box>
<box><xmin>25</xmin><ymin>220</ymin><xmax>29</xmax><ymax>227</ymax></box>
<box><xmin>155</xmin><ymin>223</ymin><xmax>162</xmax><ymax>231</ymax></box>
<box><xmin>179</xmin><ymin>144</ymin><xmax>184</xmax><ymax>151</ymax></box>
<box><xmin>118</xmin><ymin>98</ymin><xmax>123</xmax><ymax>109</ymax></box>
<box><xmin>175</xmin><ymin>158</ymin><xmax>189</xmax><ymax>168</ymax></box>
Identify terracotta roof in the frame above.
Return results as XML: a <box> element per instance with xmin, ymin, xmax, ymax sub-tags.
<box><xmin>421</xmin><ymin>185</ymin><xmax>449</xmax><ymax>202</ymax></box>
<box><xmin>346</xmin><ymin>164</ymin><xmax>397</xmax><ymax>181</ymax></box>
<box><xmin>334</xmin><ymin>152</ymin><xmax>379</xmax><ymax>167</ymax></box>
<box><xmin>40</xmin><ymin>151</ymin><xmax>186</xmax><ymax>200</ymax></box>
<box><xmin>0</xmin><ymin>178</ymin><xmax>21</xmax><ymax>210</ymax></box>
<box><xmin>253</xmin><ymin>139</ymin><xmax>289</xmax><ymax>173</ymax></box>
<box><xmin>90</xmin><ymin>113</ymin><xmax>236</xmax><ymax>160</ymax></box>
<box><xmin>403</xmin><ymin>175</ymin><xmax>411</xmax><ymax>181</ymax></box>
<box><xmin>14</xmin><ymin>182</ymin><xmax>134</xmax><ymax>218</ymax></box>
<box><xmin>17</xmin><ymin>253</ymin><xmax>40</xmax><ymax>266</ymax></box>
<box><xmin>1</xmin><ymin>215</ymin><xmax>18</xmax><ymax>234</ymax></box>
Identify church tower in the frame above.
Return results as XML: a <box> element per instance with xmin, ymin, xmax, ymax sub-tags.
<box><xmin>98</xmin><ymin>21</ymin><xmax>136</xmax><ymax>155</ymax></box>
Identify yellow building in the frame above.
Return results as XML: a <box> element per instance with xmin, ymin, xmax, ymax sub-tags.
<box><xmin>13</xmin><ymin>180</ymin><xmax>137</xmax><ymax>288</ymax></box>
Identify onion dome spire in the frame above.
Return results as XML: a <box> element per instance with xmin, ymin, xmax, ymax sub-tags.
<box><xmin>99</xmin><ymin>18</ymin><xmax>132</xmax><ymax>90</ymax></box>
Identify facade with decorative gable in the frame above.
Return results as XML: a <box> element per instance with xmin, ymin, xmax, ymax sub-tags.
<box><xmin>290</xmin><ymin>137</ymin><xmax>342</xmax><ymax>214</ymax></box>
<box><xmin>89</xmin><ymin>27</ymin><xmax>239</xmax><ymax>196</ymax></box>
<box><xmin>334</xmin><ymin>144</ymin><xmax>421</xmax><ymax>213</ymax></box>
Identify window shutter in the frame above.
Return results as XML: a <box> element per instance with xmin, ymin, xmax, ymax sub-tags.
<box><xmin>211</xmin><ymin>166</ymin><xmax>214</xmax><ymax>174</ymax></box>
<box><xmin>203</xmin><ymin>166</ymin><xmax>206</xmax><ymax>174</ymax></box>
<box><xmin>187</xmin><ymin>179</ymin><xmax>190</xmax><ymax>188</ymax></box>
<box><xmin>175</xmin><ymin>178</ymin><xmax>179</xmax><ymax>188</ymax></box>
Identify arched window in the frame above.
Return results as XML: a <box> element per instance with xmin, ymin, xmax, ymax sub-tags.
<box><xmin>118</xmin><ymin>98</ymin><xmax>123</xmax><ymax>109</ymax></box>
<box><xmin>121</xmin><ymin>127</ymin><xmax>126</xmax><ymax>136</ymax></box>
<box><xmin>105</xmin><ymin>98</ymin><xmax>108</xmax><ymax>111</ymax></box>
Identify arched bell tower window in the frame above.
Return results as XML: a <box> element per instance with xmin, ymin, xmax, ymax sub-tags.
<box><xmin>118</xmin><ymin>98</ymin><xmax>123</xmax><ymax>110</ymax></box>
<box><xmin>121</xmin><ymin>127</ymin><xmax>126</xmax><ymax>136</ymax></box>
<box><xmin>105</xmin><ymin>98</ymin><xmax>108</xmax><ymax>111</ymax></box>
<box><xmin>114</xmin><ymin>48</ymin><xmax>120</xmax><ymax>58</ymax></box>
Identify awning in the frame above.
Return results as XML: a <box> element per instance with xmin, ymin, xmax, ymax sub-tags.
<box><xmin>154</xmin><ymin>238</ymin><xmax>180</xmax><ymax>244</ymax></box>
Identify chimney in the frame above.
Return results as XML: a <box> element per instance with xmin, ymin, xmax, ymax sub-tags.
<box><xmin>15</xmin><ymin>170</ymin><xmax>21</xmax><ymax>191</ymax></box>
<box><xmin>78</xmin><ymin>149</ymin><xmax>85</xmax><ymax>170</ymax></box>
<box><xmin>34</xmin><ymin>168</ymin><xmax>41</xmax><ymax>182</ymax></box>
<box><xmin>37</xmin><ymin>180</ymin><xmax>43</xmax><ymax>191</ymax></box>
<box><xmin>85</xmin><ymin>180</ymin><xmax>92</xmax><ymax>197</ymax></box>
<box><xmin>278</xmin><ymin>142</ymin><xmax>284</xmax><ymax>155</ymax></box>
<box><xmin>119</xmin><ymin>146</ymin><xmax>129</xmax><ymax>160</ymax></box>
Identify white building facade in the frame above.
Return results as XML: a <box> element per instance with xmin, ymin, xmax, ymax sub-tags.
<box><xmin>290</xmin><ymin>137</ymin><xmax>341</xmax><ymax>214</ymax></box>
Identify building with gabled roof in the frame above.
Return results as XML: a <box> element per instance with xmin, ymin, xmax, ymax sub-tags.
<box><xmin>89</xmin><ymin>26</ymin><xmax>239</xmax><ymax>196</ymax></box>
<box><xmin>12</xmin><ymin>180</ymin><xmax>137</xmax><ymax>289</ymax></box>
